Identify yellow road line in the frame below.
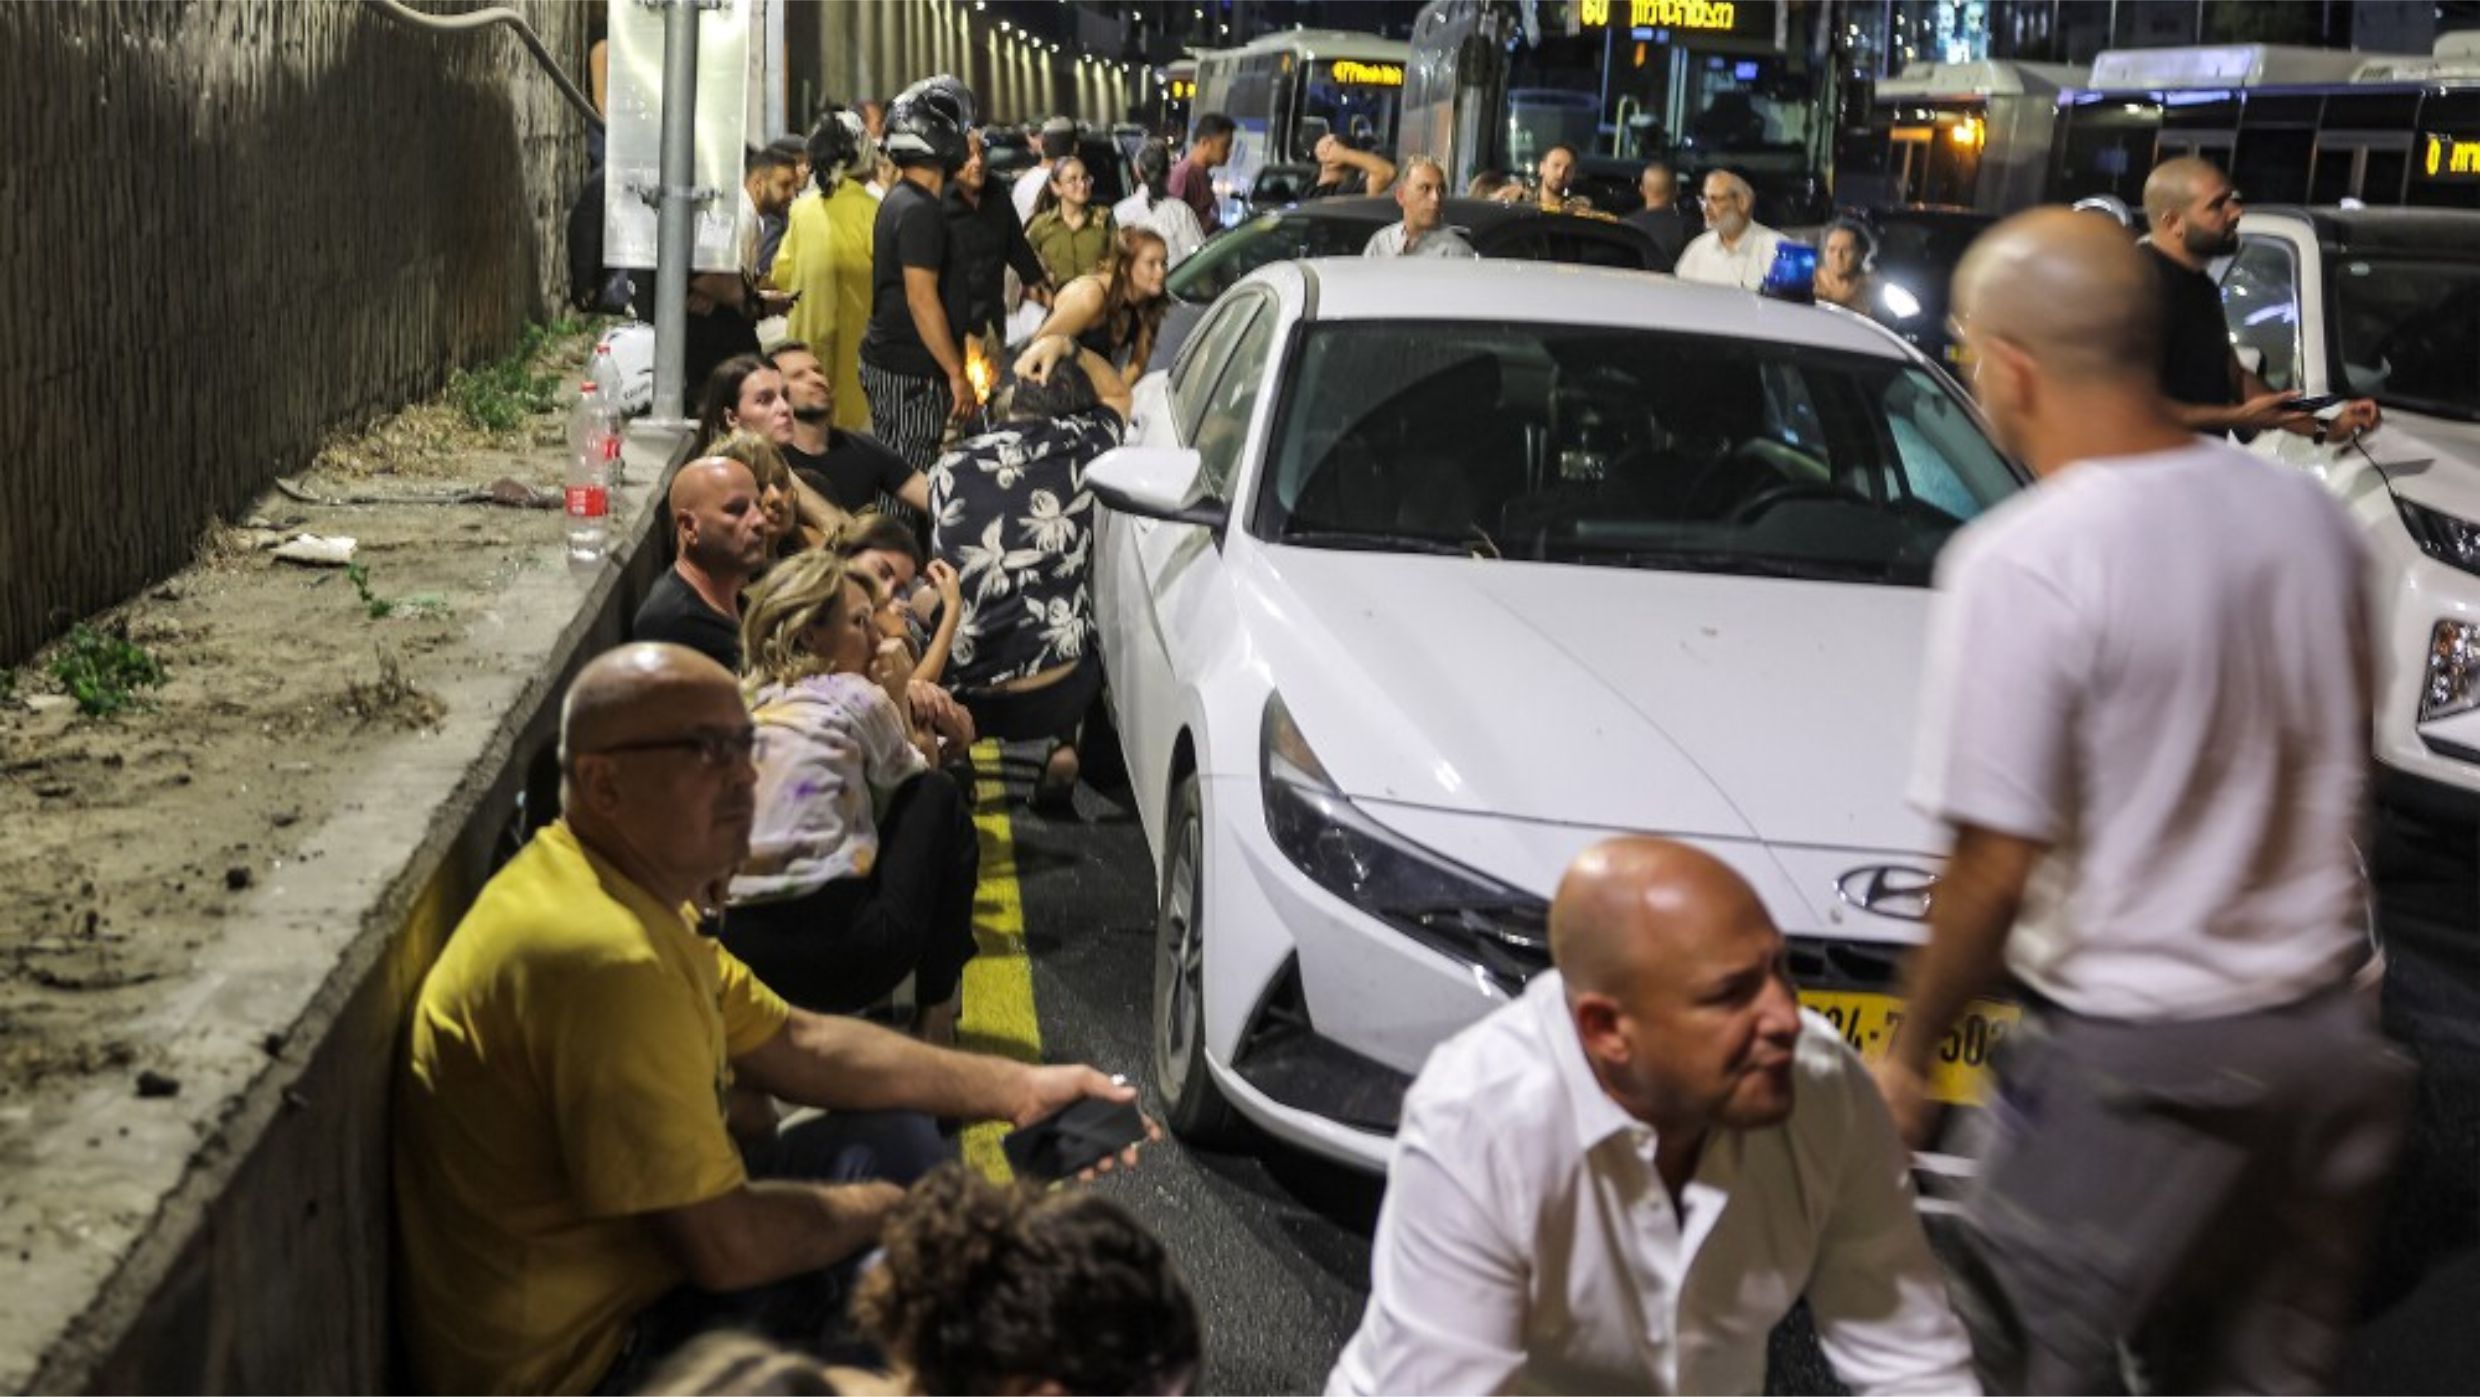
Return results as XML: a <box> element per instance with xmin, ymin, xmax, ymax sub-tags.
<box><xmin>958</xmin><ymin>740</ymin><xmax>1042</xmax><ymax>1180</ymax></box>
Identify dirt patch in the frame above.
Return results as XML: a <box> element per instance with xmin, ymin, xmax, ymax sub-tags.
<box><xmin>0</xmin><ymin>325</ymin><xmax>595</xmax><ymax>1104</ymax></box>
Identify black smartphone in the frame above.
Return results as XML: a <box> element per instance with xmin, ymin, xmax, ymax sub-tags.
<box><xmin>1000</xmin><ymin>1096</ymin><xmax>1148</xmax><ymax>1181</ymax></box>
<box><xmin>2282</xmin><ymin>392</ymin><xmax>2347</xmax><ymax>413</ymax></box>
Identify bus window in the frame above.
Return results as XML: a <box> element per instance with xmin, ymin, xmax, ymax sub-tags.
<box><xmin>1677</xmin><ymin>55</ymin><xmax>1815</xmax><ymax>159</ymax></box>
<box><xmin>1297</xmin><ymin>64</ymin><xmax>1403</xmax><ymax>162</ymax></box>
<box><xmin>2055</xmin><ymin>101</ymin><xmax>2162</xmax><ymax>204</ymax></box>
<box><xmin>2234</xmin><ymin>127</ymin><xmax>2312</xmax><ymax>204</ymax></box>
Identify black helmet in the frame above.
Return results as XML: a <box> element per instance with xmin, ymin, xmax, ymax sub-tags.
<box><xmin>884</xmin><ymin>74</ymin><xmax>975</xmax><ymax>173</ymax></box>
<box><xmin>806</xmin><ymin>104</ymin><xmax>867</xmax><ymax>188</ymax></box>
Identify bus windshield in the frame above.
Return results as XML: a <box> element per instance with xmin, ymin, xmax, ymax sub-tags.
<box><xmin>1295</xmin><ymin>69</ymin><xmax>1402</xmax><ymax>160</ymax></box>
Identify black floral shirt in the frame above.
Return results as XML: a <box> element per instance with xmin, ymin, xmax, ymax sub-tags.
<box><xmin>927</xmin><ymin>407</ymin><xmax>1125</xmax><ymax>690</ymax></box>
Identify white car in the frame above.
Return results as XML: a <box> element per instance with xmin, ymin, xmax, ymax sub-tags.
<box><xmin>2218</xmin><ymin>207</ymin><xmax>2480</xmax><ymax>816</ymax></box>
<box><xmin>1084</xmin><ymin>258</ymin><xmax>2027</xmax><ymax>1172</ymax></box>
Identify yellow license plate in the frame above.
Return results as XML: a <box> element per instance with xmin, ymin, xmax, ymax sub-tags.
<box><xmin>1798</xmin><ymin>990</ymin><xmax>2021</xmax><ymax>1106</ymax></box>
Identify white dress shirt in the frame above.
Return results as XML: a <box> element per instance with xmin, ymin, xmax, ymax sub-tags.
<box><xmin>1329</xmin><ymin>973</ymin><xmax>1975</xmax><ymax>1396</ymax></box>
<box><xmin>1674</xmin><ymin>222</ymin><xmax>1785</xmax><ymax>290</ymax></box>
<box><xmin>1363</xmin><ymin>221</ymin><xmax>1478</xmax><ymax>259</ymax></box>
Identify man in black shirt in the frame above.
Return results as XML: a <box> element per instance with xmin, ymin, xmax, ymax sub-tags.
<box><xmin>769</xmin><ymin>341</ymin><xmax>929</xmax><ymax>517</ymax></box>
<box><xmin>860</xmin><ymin>76</ymin><xmax>980</xmax><ymax>478</ymax></box>
<box><xmin>1302</xmin><ymin>133</ymin><xmax>1396</xmax><ymax>200</ymax></box>
<box><xmin>630</xmin><ymin>459</ymin><xmax>770</xmax><ymax>673</ymax></box>
<box><xmin>1622</xmin><ymin>160</ymin><xmax>1692</xmax><ymax>272</ymax></box>
<box><xmin>2142</xmin><ymin>156</ymin><xmax>2379</xmax><ymax>441</ymax></box>
<box><xmin>943</xmin><ymin>128</ymin><xmax>1051</xmax><ymax>355</ymax></box>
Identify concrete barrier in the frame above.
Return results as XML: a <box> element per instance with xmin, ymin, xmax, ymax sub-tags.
<box><xmin>9</xmin><ymin>424</ymin><xmax>690</xmax><ymax>1395</ymax></box>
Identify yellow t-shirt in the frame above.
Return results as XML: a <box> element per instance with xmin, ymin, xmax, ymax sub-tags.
<box><xmin>395</xmin><ymin>821</ymin><xmax>791</xmax><ymax>1395</ymax></box>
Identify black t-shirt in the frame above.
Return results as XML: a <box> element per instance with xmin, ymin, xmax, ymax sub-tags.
<box><xmin>1623</xmin><ymin>206</ymin><xmax>1691</xmax><ymax>273</ymax></box>
<box><xmin>2149</xmin><ymin>244</ymin><xmax>2237</xmax><ymax>411</ymax></box>
<box><xmin>863</xmin><ymin>181</ymin><xmax>951</xmax><ymax>379</ymax></box>
<box><xmin>632</xmin><ymin>567</ymin><xmax>741</xmax><ymax>674</ymax></box>
<box><xmin>785</xmin><ymin>430</ymin><xmax>920</xmax><ymax>514</ymax></box>
<box><xmin>1302</xmin><ymin>171</ymin><xmax>1366</xmax><ymax>200</ymax></box>
<box><xmin>943</xmin><ymin>183</ymin><xmax>1048</xmax><ymax>347</ymax></box>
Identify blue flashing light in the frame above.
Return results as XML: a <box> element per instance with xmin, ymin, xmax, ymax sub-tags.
<box><xmin>1760</xmin><ymin>242</ymin><xmax>1819</xmax><ymax>305</ymax></box>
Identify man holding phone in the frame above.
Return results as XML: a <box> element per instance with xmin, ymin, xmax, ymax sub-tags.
<box><xmin>2142</xmin><ymin>157</ymin><xmax>2380</xmax><ymax>442</ymax></box>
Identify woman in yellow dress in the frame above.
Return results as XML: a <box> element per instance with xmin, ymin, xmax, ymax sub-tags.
<box><xmin>770</xmin><ymin>105</ymin><xmax>878</xmax><ymax>433</ymax></box>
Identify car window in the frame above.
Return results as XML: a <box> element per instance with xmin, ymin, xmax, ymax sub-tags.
<box><xmin>1167</xmin><ymin>215</ymin><xmax>1377</xmax><ymax>303</ymax></box>
<box><xmin>1172</xmin><ymin>297</ymin><xmax>1267</xmax><ymax>445</ymax></box>
<box><xmin>2332</xmin><ymin>255</ymin><xmax>2480</xmax><ymax>421</ymax></box>
<box><xmin>1487</xmin><ymin>225</ymin><xmax>1652</xmax><ymax>270</ymax></box>
<box><xmin>1190</xmin><ymin>305</ymin><xmax>1283</xmax><ymax>500</ymax></box>
<box><xmin>2219</xmin><ymin>238</ymin><xmax>2304</xmax><ymax>393</ymax></box>
<box><xmin>1257</xmin><ymin>320</ymin><xmax>2021</xmax><ymax>586</ymax></box>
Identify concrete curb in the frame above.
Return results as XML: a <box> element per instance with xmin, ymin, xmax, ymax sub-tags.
<box><xmin>4</xmin><ymin>423</ymin><xmax>690</xmax><ymax>1394</ymax></box>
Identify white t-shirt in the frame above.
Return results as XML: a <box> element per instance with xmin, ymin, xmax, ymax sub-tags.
<box><xmin>1113</xmin><ymin>191</ymin><xmax>1207</xmax><ymax>266</ymax></box>
<box><xmin>1673</xmin><ymin>223</ymin><xmax>1784</xmax><ymax>290</ymax></box>
<box><xmin>1910</xmin><ymin>438</ymin><xmax>2373</xmax><ymax>1020</ymax></box>
<box><xmin>1328</xmin><ymin>974</ymin><xmax>1973</xmax><ymax>1396</ymax></box>
<box><xmin>1362</xmin><ymin>221</ymin><xmax>1477</xmax><ymax>258</ymax></box>
<box><xmin>1011</xmin><ymin>163</ymin><xmax>1051</xmax><ymax>224</ymax></box>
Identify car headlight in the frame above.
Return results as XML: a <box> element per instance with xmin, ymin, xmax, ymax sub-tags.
<box><xmin>2397</xmin><ymin>497</ymin><xmax>2480</xmax><ymax>578</ymax></box>
<box><xmin>1260</xmin><ymin>693</ymin><xmax>1549</xmax><ymax>996</ymax></box>
<box><xmin>2425</xmin><ymin>620</ymin><xmax>2480</xmax><ymax>723</ymax></box>
<box><xmin>1879</xmin><ymin>281</ymin><xmax>1923</xmax><ymax>322</ymax></box>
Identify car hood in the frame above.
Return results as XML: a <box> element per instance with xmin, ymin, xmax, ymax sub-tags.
<box><xmin>2366</xmin><ymin>410</ymin><xmax>2480</xmax><ymax>522</ymax></box>
<box><xmin>1240</xmin><ymin>545</ymin><xmax>1944</xmax><ymax>853</ymax></box>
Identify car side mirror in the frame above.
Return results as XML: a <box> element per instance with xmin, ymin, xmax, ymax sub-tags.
<box><xmin>1085</xmin><ymin>446</ymin><xmax>1227</xmax><ymax>529</ymax></box>
<box><xmin>2234</xmin><ymin>344</ymin><xmax>2266</xmax><ymax>377</ymax></box>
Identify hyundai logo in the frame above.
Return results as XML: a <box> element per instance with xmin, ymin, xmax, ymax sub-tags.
<box><xmin>1834</xmin><ymin>864</ymin><xmax>1939</xmax><ymax>922</ymax></box>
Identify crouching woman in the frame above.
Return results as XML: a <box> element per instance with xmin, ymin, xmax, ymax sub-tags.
<box><xmin>723</xmin><ymin>551</ymin><xmax>980</xmax><ymax>1042</ymax></box>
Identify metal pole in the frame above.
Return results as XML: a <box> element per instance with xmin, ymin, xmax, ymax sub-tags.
<box><xmin>652</xmin><ymin>0</ymin><xmax>702</xmax><ymax>425</ymax></box>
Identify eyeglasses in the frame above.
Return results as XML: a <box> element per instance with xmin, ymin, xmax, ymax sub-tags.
<box><xmin>578</xmin><ymin>727</ymin><xmax>758</xmax><ymax>769</ymax></box>
<box><xmin>1697</xmin><ymin>193</ymin><xmax>1741</xmax><ymax>206</ymax></box>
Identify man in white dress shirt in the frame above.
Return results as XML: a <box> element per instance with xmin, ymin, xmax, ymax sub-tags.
<box><xmin>1329</xmin><ymin>838</ymin><xmax>1973</xmax><ymax>1396</ymax></box>
<box><xmin>1673</xmin><ymin>170</ymin><xmax>1784</xmax><ymax>291</ymax></box>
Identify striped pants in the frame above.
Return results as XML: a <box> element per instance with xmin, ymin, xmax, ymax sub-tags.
<box><xmin>858</xmin><ymin>359</ymin><xmax>952</xmax><ymax>476</ymax></box>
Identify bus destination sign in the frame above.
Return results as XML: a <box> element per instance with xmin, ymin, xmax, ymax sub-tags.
<box><xmin>1329</xmin><ymin>60</ymin><xmax>1404</xmax><ymax>87</ymax></box>
<box><xmin>2425</xmin><ymin>134</ymin><xmax>2480</xmax><ymax>180</ymax></box>
<box><xmin>1579</xmin><ymin>0</ymin><xmax>1739</xmax><ymax>31</ymax></box>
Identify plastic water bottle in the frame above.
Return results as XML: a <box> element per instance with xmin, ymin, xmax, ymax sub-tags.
<box><xmin>566</xmin><ymin>383</ymin><xmax>613</xmax><ymax>569</ymax></box>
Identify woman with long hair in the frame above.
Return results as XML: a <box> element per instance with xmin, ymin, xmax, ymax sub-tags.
<box><xmin>705</xmin><ymin>430</ymin><xmax>841</xmax><ymax>559</ymax></box>
<box><xmin>1027</xmin><ymin>225</ymin><xmax>1172</xmax><ymax>373</ymax></box>
<box><xmin>724</xmin><ymin>551</ymin><xmax>980</xmax><ymax>1043</ymax></box>
<box><xmin>695</xmin><ymin>353</ymin><xmax>797</xmax><ymax>453</ymax></box>
<box><xmin>1110</xmin><ymin>138</ymin><xmax>1205</xmax><ymax>266</ymax></box>
<box><xmin>1024</xmin><ymin>155</ymin><xmax>1118</xmax><ymax>289</ymax></box>
<box><xmin>830</xmin><ymin>514</ymin><xmax>964</xmax><ymax>690</ymax></box>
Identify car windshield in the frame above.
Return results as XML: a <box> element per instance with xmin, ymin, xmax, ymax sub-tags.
<box><xmin>1169</xmin><ymin>214</ymin><xmax>1388</xmax><ymax>303</ymax></box>
<box><xmin>1255</xmin><ymin>322</ymin><xmax>2022</xmax><ymax>586</ymax></box>
<box><xmin>2332</xmin><ymin>255</ymin><xmax>2480</xmax><ymax>422</ymax></box>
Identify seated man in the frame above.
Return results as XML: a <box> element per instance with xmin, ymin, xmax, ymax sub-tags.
<box><xmin>768</xmin><ymin>341</ymin><xmax>931</xmax><ymax>520</ymax></box>
<box><xmin>1329</xmin><ymin>837</ymin><xmax>1973</xmax><ymax>1396</ymax></box>
<box><xmin>928</xmin><ymin>334</ymin><xmax>1130</xmax><ymax>806</ymax></box>
<box><xmin>631</xmin><ymin>458</ymin><xmax>772</xmax><ymax>673</ymax></box>
<box><xmin>395</xmin><ymin>643</ymin><xmax>1141</xmax><ymax>1395</ymax></box>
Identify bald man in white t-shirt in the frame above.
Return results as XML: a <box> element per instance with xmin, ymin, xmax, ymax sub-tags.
<box><xmin>1881</xmin><ymin>209</ymin><xmax>2410</xmax><ymax>1394</ymax></box>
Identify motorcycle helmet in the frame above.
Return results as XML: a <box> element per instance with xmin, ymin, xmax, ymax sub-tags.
<box><xmin>806</xmin><ymin>104</ymin><xmax>868</xmax><ymax>188</ymax></box>
<box><xmin>883</xmin><ymin>74</ymin><xmax>976</xmax><ymax>174</ymax></box>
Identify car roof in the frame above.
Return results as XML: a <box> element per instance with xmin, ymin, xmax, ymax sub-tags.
<box><xmin>1269</xmin><ymin>258</ymin><xmax>1913</xmax><ymax>357</ymax></box>
<box><xmin>1271</xmin><ymin>194</ymin><xmax>1626</xmax><ymax>232</ymax></box>
<box><xmin>2250</xmin><ymin>205</ymin><xmax>2480</xmax><ymax>257</ymax></box>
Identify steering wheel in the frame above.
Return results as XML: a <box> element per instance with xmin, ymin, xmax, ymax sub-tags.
<box><xmin>1724</xmin><ymin>480</ymin><xmax>1873</xmax><ymax>525</ymax></box>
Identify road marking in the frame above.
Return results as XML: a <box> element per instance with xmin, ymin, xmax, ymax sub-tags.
<box><xmin>959</xmin><ymin>740</ymin><xmax>1040</xmax><ymax>1180</ymax></box>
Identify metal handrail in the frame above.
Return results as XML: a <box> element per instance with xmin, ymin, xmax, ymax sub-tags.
<box><xmin>361</xmin><ymin>0</ymin><xmax>606</xmax><ymax>132</ymax></box>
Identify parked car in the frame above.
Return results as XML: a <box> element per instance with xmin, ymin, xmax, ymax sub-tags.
<box><xmin>1152</xmin><ymin>196</ymin><xmax>1665</xmax><ymax>368</ymax></box>
<box><xmin>1085</xmin><ymin>257</ymin><xmax>2029</xmax><ymax>1174</ymax></box>
<box><xmin>1846</xmin><ymin>205</ymin><xmax>1997</xmax><ymax>370</ymax></box>
<box><xmin>2215</xmin><ymin>206</ymin><xmax>2480</xmax><ymax>817</ymax></box>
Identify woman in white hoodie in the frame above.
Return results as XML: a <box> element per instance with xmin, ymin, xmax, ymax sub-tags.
<box><xmin>722</xmin><ymin>550</ymin><xmax>980</xmax><ymax>1043</ymax></box>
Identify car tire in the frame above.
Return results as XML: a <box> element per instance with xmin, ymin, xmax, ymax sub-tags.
<box><xmin>1153</xmin><ymin>772</ymin><xmax>1242</xmax><ymax>1144</ymax></box>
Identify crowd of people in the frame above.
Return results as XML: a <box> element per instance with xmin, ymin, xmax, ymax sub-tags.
<box><xmin>416</xmin><ymin>58</ymin><xmax>2413</xmax><ymax>1397</ymax></box>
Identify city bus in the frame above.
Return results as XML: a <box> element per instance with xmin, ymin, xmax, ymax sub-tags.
<box><xmin>1836</xmin><ymin>59</ymin><xmax>2084</xmax><ymax>213</ymax></box>
<box><xmin>2051</xmin><ymin>36</ymin><xmax>2480</xmax><ymax>210</ymax></box>
<box><xmin>1191</xmin><ymin>30</ymin><xmax>1411</xmax><ymax>215</ymax></box>
<box><xmin>1401</xmin><ymin>0</ymin><xmax>1833</xmax><ymax>225</ymax></box>
<box><xmin>1155</xmin><ymin>57</ymin><xmax>1198</xmax><ymax>138</ymax></box>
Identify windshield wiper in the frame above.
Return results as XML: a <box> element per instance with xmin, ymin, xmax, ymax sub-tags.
<box><xmin>1549</xmin><ymin>545</ymin><xmax>1905</xmax><ymax>583</ymax></box>
<box><xmin>1278</xmin><ymin>530</ymin><xmax>1480</xmax><ymax>558</ymax></box>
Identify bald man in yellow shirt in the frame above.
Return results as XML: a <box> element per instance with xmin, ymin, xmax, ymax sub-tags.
<box><xmin>395</xmin><ymin>645</ymin><xmax>1141</xmax><ymax>1394</ymax></box>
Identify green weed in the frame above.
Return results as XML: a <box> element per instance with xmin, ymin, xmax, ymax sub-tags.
<box><xmin>445</xmin><ymin>316</ymin><xmax>589</xmax><ymax>433</ymax></box>
<box><xmin>50</xmin><ymin>624</ymin><xmax>166</xmax><ymax>718</ymax></box>
<box><xmin>346</xmin><ymin>562</ymin><xmax>394</xmax><ymax>619</ymax></box>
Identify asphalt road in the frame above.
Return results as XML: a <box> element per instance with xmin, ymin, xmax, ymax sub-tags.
<box><xmin>995</xmin><ymin>742</ymin><xmax>2480</xmax><ymax>1396</ymax></box>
